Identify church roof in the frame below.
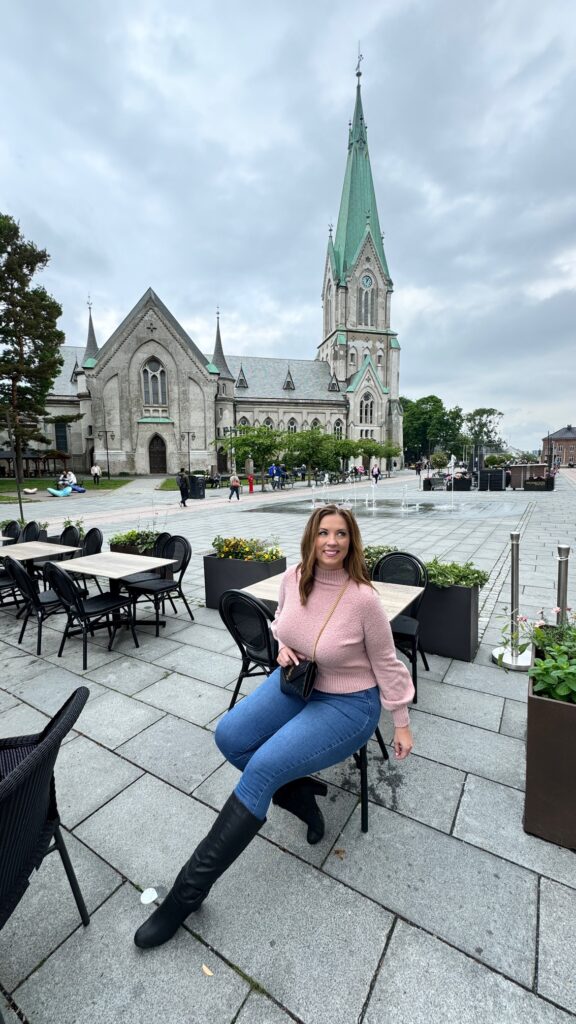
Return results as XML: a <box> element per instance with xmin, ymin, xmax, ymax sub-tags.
<box><xmin>332</xmin><ymin>74</ymin><xmax>389</xmax><ymax>283</ymax></box>
<box><xmin>51</xmin><ymin>346</ymin><xmax>85</xmax><ymax>397</ymax></box>
<box><xmin>210</xmin><ymin>314</ymin><xmax>234</xmax><ymax>380</ymax></box>
<box><xmin>221</xmin><ymin>356</ymin><xmax>342</xmax><ymax>401</ymax></box>
<box><xmin>546</xmin><ymin>424</ymin><xmax>576</xmax><ymax>441</ymax></box>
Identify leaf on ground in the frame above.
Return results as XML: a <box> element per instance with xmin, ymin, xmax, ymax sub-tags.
<box><xmin>333</xmin><ymin>848</ymin><xmax>346</xmax><ymax>860</ymax></box>
<box><xmin>202</xmin><ymin>964</ymin><xmax>214</xmax><ymax>976</ymax></box>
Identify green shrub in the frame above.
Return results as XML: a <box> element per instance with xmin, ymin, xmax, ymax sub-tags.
<box><xmin>362</xmin><ymin>544</ymin><xmax>398</xmax><ymax>573</ymax></box>
<box><xmin>425</xmin><ymin>557</ymin><xmax>489</xmax><ymax>589</ymax></box>
<box><xmin>108</xmin><ymin>528</ymin><xmax>159</xmax><ymax>553</ymax></box>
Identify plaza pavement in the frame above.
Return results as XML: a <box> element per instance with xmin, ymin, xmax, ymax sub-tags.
<box><xmin>1</xmin><ymin>470</ymin><xmax>575</xmax><ymax>1024</ymax></box>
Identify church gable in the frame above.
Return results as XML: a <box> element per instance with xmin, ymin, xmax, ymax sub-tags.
<box><xmin>346</xmin><ymin>354</ymin><xmax>389</xmax><ymax>396</ymax></box>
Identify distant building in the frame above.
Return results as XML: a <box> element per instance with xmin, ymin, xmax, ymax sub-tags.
<box><xmin>542</xmin><ymin>425</ymin><xmax>576</xmax><ymax>467</ymax></box>
<box><xmin>39</xmin><ymin>70</ymin><xmax>404</xmax><ymax>475</ymax></box>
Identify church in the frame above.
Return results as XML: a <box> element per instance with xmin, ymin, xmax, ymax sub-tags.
<box><xmin>49</xmin><ymin>72</ymin><xmax>404</xmax><ymax>475</ymax></box>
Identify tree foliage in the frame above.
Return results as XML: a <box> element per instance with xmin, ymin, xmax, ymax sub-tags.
<box><xmin>218</xmin><ymin>425</ymin><xmax>285</xmax><ymax>490</ymax></box>
<box><xmin>401</xmin><ymin>395</ymin><xmax>463</xmax><ymax>461</ymax></box>
<box><xmin>463</xmin><ymin>408</ymin><xmax>504</xmax><ymax>449</ymax></box>
<box><xmin>0</xmin><ymin>214</ymin><xmax>64</xmax><ymax>477</ymax></box>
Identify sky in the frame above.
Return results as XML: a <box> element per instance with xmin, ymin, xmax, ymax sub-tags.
<box><xmin>1</xmin><ymin>0</ymin><xmax>575</xmax><ymax>451</ymax></box>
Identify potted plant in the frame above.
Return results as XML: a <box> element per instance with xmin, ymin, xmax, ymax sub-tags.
<box><xmin>417</xmin><ymin>558</ymin><xmax>490</xmax><ymax>661</ymax></box>
<box><xmin>108</xmin><ymin>528</ymin><xmax>160</xmax><ymax>556</ymax></box>
<box><xmin>363</xmin><ymin>544</ymin><xmax>398</xmax><ymax>574</ymax></box>
<box><xmin>501</xmin><ymin>612</ymin><xmax>576</xmax><ymax>849</ymax></box>
<box><xmin>204</xmin><ymin>534</ymin><xmax>286</xmax><ymax>609</ymax></box>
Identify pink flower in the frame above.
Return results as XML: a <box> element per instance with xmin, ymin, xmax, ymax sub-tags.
<box><xmin>535</xmin><ymin>620</ymin><xmax>546</xmax><ymax>628</ymax></box>
<box><xmin>551</xmin><ymin>607</ymin><xmax>561</xmax><ymax>614</ymax></box>
<box><xmin>517</xmin><ymin>615</ymin><xmax>528</xmax><ymax>623</ymax></box>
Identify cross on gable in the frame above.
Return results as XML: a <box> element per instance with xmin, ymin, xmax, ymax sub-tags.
<box><xmin>144</xmin><ymin>314</ymin><xmax>157</xmax><ymax>334</ymax></box>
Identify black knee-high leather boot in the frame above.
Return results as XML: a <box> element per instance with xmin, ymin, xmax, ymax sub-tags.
<box><xmin>272</xmin><ymin>777</ymin><xmax>328</xmax><ymax>845</ymax></box>
<box><xmin>134</xmin><ymin>792</ymin><xmax>265</xmax><ymax>949</ymax></box>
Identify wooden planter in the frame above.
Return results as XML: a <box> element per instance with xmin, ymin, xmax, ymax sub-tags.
<box><xmin>418</xmin><ymin>584</ymin><xmax>479</xmax><ymax>662</ymax></box>
<box><xmin>203</xmin><ymin>554</ymin><xmax>287</xmax><ymax>610</ymax></box>
<box><xmin>524</xmin><ymin>680</ymin><xmax>576</xmax><ymax>849</ymax></box>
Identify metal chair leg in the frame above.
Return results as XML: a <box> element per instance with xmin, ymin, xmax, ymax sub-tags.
<box><xmin>53</xmin><ymin>825</ymin><xmax>90</xmax><ymax>926</ymax></box>
<box><xmin>418</xmin><ymin>641</ymin><xmax>430</xmax><ymax>672</ymax></box>
<box><xmin>374</xmin><ymin>726</ymin><xmax>389</xmax><ymax>761</ymax></box>
<box><xmin>359</xmin><ymin>744</ymin><xmax>369</xmax><ymax>832</ymax></box>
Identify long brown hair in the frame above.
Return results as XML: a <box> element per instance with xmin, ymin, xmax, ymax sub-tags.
<box><xmin>297</xmin><ymin>504</ymin><xmax>372</xmax><ymax>604</ymax></box>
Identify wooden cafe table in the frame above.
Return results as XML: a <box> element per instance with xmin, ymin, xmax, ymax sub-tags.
<box><xmin>242</xmin><ymin>571</ymin><xmax>423</xmax><ymax>621</ymax></box>
<box><xmin>56</xmin><ymin>551</ymin><xmax>176</xmax><ymax>596</ymax></box>
<box><xmin>0</xmin><ymin>541</ymin><xmax>81</xmax><ymax>574</ymax></box>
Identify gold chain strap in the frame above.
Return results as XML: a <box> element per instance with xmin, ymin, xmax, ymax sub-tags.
<box><xmin>311</xmin><ymin>581</ymin><xmax>349</xmax><ymax>659</ymax></box>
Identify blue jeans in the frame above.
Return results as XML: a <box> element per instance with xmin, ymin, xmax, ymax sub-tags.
<box><xmin>214</xmin><ymin>668</ymin><xmax>381</xmax><ymax>819</ymax></box>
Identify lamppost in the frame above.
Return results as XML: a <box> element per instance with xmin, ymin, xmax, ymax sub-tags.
<box><xmin>97</xmin><ymin>429</ymin><xmax>115</xmax><ymax>480</ymax></box>
<box><xmin>180</xmin><ymin>431</ymin><xmax>196</xmax><ymax>474</ymax></box>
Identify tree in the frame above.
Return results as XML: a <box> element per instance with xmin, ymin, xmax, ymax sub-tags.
<box><xmin>0</xmin><ymin>215</ymin><xmax>64</xmax><ymax>479</ymax></box>
<box><xmin>401</xmin><ymin>395</ymin><xmax>464</xmax><ymax>462</ymax></box>
<box><xmin>283</xmin><ymin>428</ymin><xmax>333</xmax><ymax>486</ymax></box>
<box><xmin>218</xmin><ymin>425</ymin><xmax>285</xmax><ymax>491</ymax></box>
<box><xmin>463</xmin><ymin>408</ymin><xmax>504</xmax><ymax>450</ymax></box>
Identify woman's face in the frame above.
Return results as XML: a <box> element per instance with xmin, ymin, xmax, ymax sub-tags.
<box><xmin>314</xmin><ymin>513</ymin><xmax>350</xmax><ymax>571</ymax></box>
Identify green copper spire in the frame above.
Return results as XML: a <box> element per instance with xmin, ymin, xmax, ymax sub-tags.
<box><xmin>332</xmin><ymin>71</ymin><xmax>389</xmax><ymax>283</ymax></box>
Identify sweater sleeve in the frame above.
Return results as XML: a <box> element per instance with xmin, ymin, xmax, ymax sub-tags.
<box><xmin>361</xmin><ymin>589</ymin><xmax>415</xmax><ymax>728</ymax></box>
<box><xmin>270</xmin><ymin>567</ymin><xmax>293</xmax><ymax>647</ymax></box>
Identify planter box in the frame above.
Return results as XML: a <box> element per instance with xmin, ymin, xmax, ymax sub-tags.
<box><xmin>203</xmin><ymin>554</ymin><xmax>287</xmax><ymax>610</ymax></box>
<box><xmin>418</xmin><ymin>584</ymin><xmax>479</xmax><ymax>662</ymax></box>
<box><xmin>523</xmin><ymin>479</ymin><xmax>547</xmax><ymax>491</ymax></box>
<box><xmin>524</xmin><ymin>680</ymin><xmax>576</xmax><ymax>849</ymax></box>
<box><xmin>450</xmin><ymin>478</ymin><xmax>472</xmax><ymax>491</ymax></box>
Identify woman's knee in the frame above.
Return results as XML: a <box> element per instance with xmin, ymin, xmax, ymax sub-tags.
<box><xmin>214</xmin><ymin>710</ymin><xmax>248</xmax><ymax>762</ymax></box>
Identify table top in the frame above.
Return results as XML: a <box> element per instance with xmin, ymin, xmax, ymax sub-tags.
<box><xmin>0</xmin><ymin>541</ymin><xmax>81</xmax><ymax>560</ymax></box>
<box><xmin>242</xmin><ymin>571</ymin><xmax>423</xmax><ymax>619</ymax></box>
<box><xmin>56</xmin><ymin>551</ymin><xmax>176</xmax><ymax>580</ymax></box>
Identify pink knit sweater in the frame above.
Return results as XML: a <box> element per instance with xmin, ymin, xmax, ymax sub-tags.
<box><xmin>271</xmin><ymin>565</ymin><xmax>414</xmax><ymax>728</ymax></box>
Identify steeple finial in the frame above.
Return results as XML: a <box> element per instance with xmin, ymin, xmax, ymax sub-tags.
<box><xmin>87</xmin><ymin>293</ymin><xmax>92</xmax><ymax>310</ymax></box>
<box><xmin>356</xmin><ymin>44</ymin><xmax>363</xmax><ymax>78</ymax></box>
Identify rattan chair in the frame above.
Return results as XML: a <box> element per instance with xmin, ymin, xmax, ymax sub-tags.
<box><xmin>219</xmin><ymin>589</ymin><xmax>388</xmax><ymax>833</ymax></box>
<box><xmin>45</xmin><ymin>563</ymin><xmax>139</xmax><ymax>671</ymax></box>
<box><xmin>0</xmin><ymin>687</ymin><xmax>90</xmax><ymax>934</ymax></box>
<box><xmin>371</xmin><ymin>551</ymin><xmax>430</xmax><ymax>703</ymax></box>
<box><xmin>124</xmin><ymin>535</ymin><xmax>194</xmax><ymax>637</ymax></box>
<box><xmin>3</xmin><ymin>557</ymin><xmax>63</xmax><ymax>656</ymax></box>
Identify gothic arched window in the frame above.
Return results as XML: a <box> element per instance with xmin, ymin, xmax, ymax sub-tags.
<box><xmin>142</xmin><ymin>357</ymin><xmax>167</xmax><ymax>409</ymax></box>
<box><xmin>311</xmin><ymin>418</ymin><xmax>321</xmax><ymax>429</ymax></box>
<box><xmin>359</xmin><ymin>392</ymin><xmax>374</xmax><ymax>425</ymax></box>
<box><xmin>263</xmin><ymin>417</ymin><xmax>274</xmax><ymax>430</ymax></box>
<box><xmin>238</xmin><ymin>416</ymin><xmax>250</xmax><ymax>428</ymax></box>
<box><xmin>287</xmin><ymin>418</ymin><xmax>297</xmax><ymax>434</ymax></box>
<box><xmin>377</xmin><ymin>350</ymin><xmax>383</xmax><ymax>366</ymax></box>
<box><xmin>349</xmin><ymin>349</ymin><xmax>356</xmax><ymax>367</ymax></box>
<box><xmin>357</xmin><ymin>278</ymin><xmax>377</xmax><ymax>327</ymax></box>
<box><xmin>334</xmin><ymin>419</ymin><xmax>343</xmax><ymax>440</ymax></box>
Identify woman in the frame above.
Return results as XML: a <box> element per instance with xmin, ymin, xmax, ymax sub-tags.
<box><xmin>228</xmin><ymin>472</ymin><xmax>241</xmax><ymax>500</ymax></box>
<box><xmin>134</xmin><ymin>504</ymin><xmax>414</xmax><ymax>949</ymax></box>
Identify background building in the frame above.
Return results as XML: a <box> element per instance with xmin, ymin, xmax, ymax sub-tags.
<box><xmin>542</xmin><ymin>425</ymin><xmax>576</xmax><ymax>467</ymax></box>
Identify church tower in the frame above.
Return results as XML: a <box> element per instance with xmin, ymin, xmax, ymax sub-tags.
<box><xmin>317</xmin><ymin>66</ymin><xmax>403</xmax><ymax>451</ymax></box>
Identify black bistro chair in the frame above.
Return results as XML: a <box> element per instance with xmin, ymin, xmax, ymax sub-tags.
<box><xmin>219</xmin><ymin>589</ymin><xmax>279</xmax><ymax>709</ymax></box>
<box><xmin>371</xmin><ymin>551</ymin><xmax>430</xmax><ymax>703</ymax></box>
<box><xmin>124</xmin><ymin>535</ymin><xmax>194</xmax><ymax>637</ymax></box>
<box><xmin>1</xmin><ymin>520</ymin><xmax>21</xmax><ymax>546</ymax></box>
<box><xmin>45</xmin><ymin>563</ymin><xmax>139</xmax><ymax>671</ymax></box>
<box><xmin>32</xmin><ymin>524</ymin><xmax>80</xmax><ymax>584</ymax></box>
<box><xmin>19</xmin><ymin>521</ymin><xmax>41</xmax><ymax>543</ymax></box>
<box><xmin>219</xmin><ymin>588</ymin><xmax>388</xmax><ymax>832</ymax></box>
<box><xmin>0</xmin><ymin>688</ymin><xmax>90</xmax><ymax>939</ymax></box>
<box><xmin>72</xmin><ymin>527</ymin><xmax>105</xmax><ymax>593</ymax></box>
<box><xmin>118</xmin><ymin>532</ymin><xmax>172</xmax><ymax>589</ymax></box>
<box><xmin>4</xmin><ymin>556</ymin><xmax>63</xmax><ymax>656</ymax></box>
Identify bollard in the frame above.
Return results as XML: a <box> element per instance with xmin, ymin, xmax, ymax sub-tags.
<box><xmin>492</xmin><ymin>530</ymin><xmax>531</xmax><ymax>671</ymax></box>
<box><xmin>556</xmin><ymin>545</ymin><xmax>571</xmax><ymax>625</ymax></box>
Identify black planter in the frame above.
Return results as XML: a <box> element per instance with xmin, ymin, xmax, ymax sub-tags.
<box><xmin>523</xmin><ymin>480</ymin><xmax>547</xmax><ymax>491</ymax></box>
<box><xmin>418</xmin><ymin>584</ymin><xmax>479</xmax><ymax>662</ymax></box>
<box><xmin>450</xmin><ymin>478</ymin><xmax>472</xmax><ymax>491</ymax></box>
<box><xmin>422</xmin><ymin>478</ymin><xmax>432</xmax><ymax>491</ymax></box>
<box><xmin>524</xmin><ymin>680</ymin><xmax>576</xmax><ymax>849</ymax></box>
<box><xmin>203</xmin><ymin>554</ymin><xmax>287</xmax><ymax>610</ymax></box>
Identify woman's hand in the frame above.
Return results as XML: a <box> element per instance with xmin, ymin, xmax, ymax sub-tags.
<box><xmin>277</xmin><ymin>645</ymin><xmax>301</xmax><ymax>668</ymax></box>
<box><xmin>393</xmin><ymin>726</ymin><xmax>413</xmax><ymax>760</ymax></box>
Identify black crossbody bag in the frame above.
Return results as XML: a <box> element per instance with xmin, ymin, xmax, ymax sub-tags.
<box><xmin>279</xmin><ymin>581</ymin><xmax>349</xmax><ymax>700</ymax></box>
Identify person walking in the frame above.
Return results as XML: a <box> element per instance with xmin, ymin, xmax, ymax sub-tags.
<box><xmin>228</xmin><ymin>472</ymin><xmax>241</xmax><ymax>501</ymax></box>
<box><xmin>176</xmin><ymin>468</ymin><xmax>190</xmax><ymax>507</ymax></box>
<box><xmin>371</xmin><ymin>464</ymin><xmax>380</xmax><ymax>486</ymax></box>
<box><xmin>134</xmin><ymin>503</ymin><xmax>414</xmax><ymax>949</ymax></box>
<box><xmin>91</xmin><ymin>463</ymin><xmax>102</xmax><ymax>486</ymax></box>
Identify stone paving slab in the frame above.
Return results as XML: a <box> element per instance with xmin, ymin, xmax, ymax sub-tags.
<box><xmin>3</xmin><ymin>667</ymin><xmax>107</xmax><ymax>716</ymax></box>
<box><xmin>408</xmin><ymin>708</ymin><xmax>526</xmax><ymax>789</ymax></box>
<box><xmin>55</xmin><ymin>735</ymin><xmax>144</xmax><ymax>828</ymax></box>
<box><xmin>235</xmin><ymin>992</ymin><xmax>295</xmax><ymax>1023</ymax></box>
<box><xmin>538</xmin><ymin>880</ymin><xmax>576</xmax><ymax>1014</ymax></box>
<box><xmin>135</xmin><ymin>672</ymin><xmax>232</xmax><ymax>725</ymax></box>
<box><xmin>117</xmin><ymin>714</ymin><xmax>226</xmax><ymax>792</ymax></box>
<box><xmin>193</xmin><ymin>760</ymin><xmax>359</xmax><ymax>868</ymax></box>
<box><xmin>0</xmin><ymin>688</ymin><xmax>18</xmax><ymax>714</ymax></box>
<box><xmin>84</xmin><ymin>656</ymin><xmax>169</xmax><ymax>695</ymax></box>
<box><xmin>73</xmin><ymin>690</ymin><xmax>165</xmax><ymax>748</ymax></box>
<box><xmin>0</xmin><ymin>994</ymin><xmax>19</xmax><ymax>1024</ymax></box>
<box><xmin>500</xmin><ymin>698</ymin><xmax>527</xmax><ymax>740</ymax></box>
<box><xmin>410</xmin><ymin>677</ymin><xmax>504</xmax><ymax>730</ymax></box>
<box><xmin>365</xmin><ymin>920</ymin><xmax>574</xmax><ymax>1024</ymax></box>
<box><xmin>153</xmin><ymin>645</ymin><xmax>240</xmax><ymax>686</ymax></box>
<box><xmin>192</xmin><ymin>837</ymin><xmax>393</xmax><ymax>1024</ymax></box>
<box><xmin>445</xmin><ymin>661</ymin><xmax>529</xmax><ymax>702</ymax></box>
<box><xmin>44</xmin><ymin>641</ymin><xmax>123</xmax><ymax>674</ymax></box>
<box><xmin>0</xmin><ymin>644</ymin><xmax>49</xmax><ymax>683</ymax></box>
<box><xmin>454</xmin><ymin>776</ymin><xmax>576</xmax><ymax>888</ymax></box>
<box><xmin>0</xmin><ymin>700</ymin><xmax>50</xmax><ymax>738</ymax></box>
<box><xmin>0</xmin><ymin>832</ymin><xmax>122</xmax><ymax>991</ymax></box>
<box><xmin>14</xmin><ymin>883</ymin><xmax>249</xmax><ymax>1024</ymax></box>
<box><xmin>318</xmin><ymin>744</ymin><xmax>465</xmax><ymax>833</ymax></box>
<box><xmin>325</xmin><ymin>804</ymin><xmax>538</xmax><ymax>986</ymax></box>
<box><xmin>165</xmin><ymin>622</ymin><xmax>238</xmax><ymax>654</ymax></box>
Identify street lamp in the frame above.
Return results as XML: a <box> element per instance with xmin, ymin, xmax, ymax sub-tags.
<box><xmin>97</xmin><ymin>429</ymin><xmax>115</xmax><ymax>480</ymax></box>
<box><xmin>180</xmin><ymin>431</ymin><xmax>196</xmax><ymax>474</ymax></box>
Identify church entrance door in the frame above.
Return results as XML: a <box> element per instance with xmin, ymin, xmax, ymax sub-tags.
<box><xmin>149</xmin><ymin>435</ymin><xmax>167</xmax><ymax>474</ymax></box>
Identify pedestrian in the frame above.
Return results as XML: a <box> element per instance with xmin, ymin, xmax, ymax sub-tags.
<box><xmin>134</xmin><ymin>503</ymin><xmax>414</xmax><ymax>949</ymax></box>
<box><xmin>91</xmin><ymin>463</ymin><xmax>102</xmax><ymax>486</ymax></box>
<box><xmin>65</xmin><ymin>469</ymin><xmax>77</xmax><ymax>486</ymax></box>
<box><xmin>371</xmin><ymin>464</ymin><xmax>380</xmax><ymax>485</ymax></box>
<box><xmin>268</xmin><ymin>464</ymin><xmax>277</xmax><ymax>490</ymax></box>
<box><xmin>228</xmin><ymin>472</ymin><xmax>241</xmax><ymax>500</ymax></box>
<box><xmin>176</xmin><ymin>468</ymin><xmax>190</xmax><ymax>507</ymax></box>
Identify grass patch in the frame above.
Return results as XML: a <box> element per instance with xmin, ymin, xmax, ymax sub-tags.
<box><xmin>158</xmin><ymin>478</ymin><xmax>177</xmax><ymax>491</ymax></box>
<box><xmin>0</xmin><ymin>477</ymin><xmax>133</xmax><ymax>494</ymax></box>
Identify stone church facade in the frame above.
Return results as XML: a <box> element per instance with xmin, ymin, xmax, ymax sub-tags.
<box><xmin>47</xmin><ymin>73</ymin><xmax>404</xmax><ymax>475</ymax></box>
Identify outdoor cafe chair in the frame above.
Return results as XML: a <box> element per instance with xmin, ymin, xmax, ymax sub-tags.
<box><xmin>1</xmin><ymin>520</ymin><xmax>21</xmax><ymax>546</ymax></box>
<box><xmin>118</xmin><ymin>531</ymin><xmax>172</xmax><ymax>589</ymax></box>
<box><xmin>220</xmin><ymin>588</ymin><xmax>388</xmax><ymax>832</ymax></box>
<box><xmin>73</xmin><ymin>527</ymin><xmax>105</xmax><ymax>594</ymax></box>
<box><xmin>45</xmin><ymin>562</ymin><xmax>139</xmax><ymax>671</ymax></box>
<box><xmin>18</xmin><ymin>521</ymin><xmax>41</xmax><ymax>543</ymax></box>
<box><xmin>0</xmin><ymin>687</ymin><xmax>90</xmax><ymax>938</ymax></box>
<box><xmin>31</xmin><ymin>524</ymin><xmax>80</xmax><ymax>585</ymax></box>
<box><xmin>371</xmin><ymin>551</ymin><xmax>430</xmax><ymax>703</ymax></box>
<box><xmin>3</xmin><ymin>556</ymin><xmax>63</xmax><ymax>656</ymax></box>
<box><xmin>124</xmin><ymin>535</ymin><xmax>193</xmax><ymax>637</ymax></box>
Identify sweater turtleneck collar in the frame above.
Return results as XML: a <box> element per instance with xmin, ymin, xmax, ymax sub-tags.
<box><xmin>313</xmin><ymin>565</ymin><xmax>350</xmax><ymax>587</ymax></box>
